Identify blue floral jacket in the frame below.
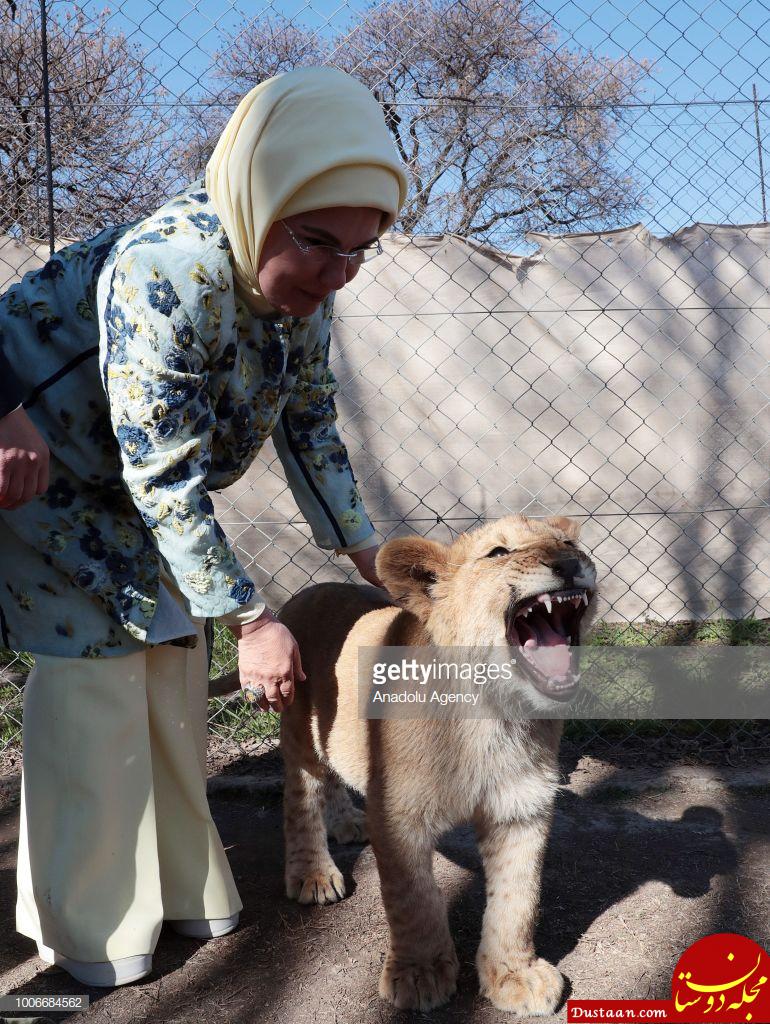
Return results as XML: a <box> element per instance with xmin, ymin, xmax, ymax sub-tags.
<box><xmin>0</xmin><ymin>179</ymin><xmax>374</xmax><ymax>657</ymax></box>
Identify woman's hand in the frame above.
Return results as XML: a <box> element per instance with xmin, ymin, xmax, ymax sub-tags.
<box><xmin>346</xmin><ymin>543</ymin><xmax>384</xmax><ymax>588</ymax></box>
<box><xmin>229</xmin><ymin>608</ymin><xmax>306</xmax><ymax>713</ymax></box>
<box><xmin>0</xmin><ymin>406</ymin><xmax>50</xmax><ymax>510</ymax></box>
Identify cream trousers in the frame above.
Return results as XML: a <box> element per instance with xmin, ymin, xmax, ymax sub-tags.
<box><xmin>15</xmin><ymin>599</ymin><xmax>242</xmax><ymax>962</ymax></box>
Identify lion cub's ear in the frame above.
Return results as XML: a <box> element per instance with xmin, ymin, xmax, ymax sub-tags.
<box><xmin>543</xmin><ymin>515</ymin><xmax>581</xmax><ymax>541</ymax></box>
<box><xmin>375</xmin><ymin>537</ymin><xmax>449</xmax><ymax>619</ymax></box>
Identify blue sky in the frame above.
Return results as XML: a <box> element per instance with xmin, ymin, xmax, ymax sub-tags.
<box><xmin>61</xmin><ymin>0</ymin><xmax>770</xmax><ymax>243</ymax></box>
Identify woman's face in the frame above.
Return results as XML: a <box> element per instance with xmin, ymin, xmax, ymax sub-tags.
<box><xmin>257</xmin><ymin>206</ymin><xmax>383</xmax><ymax>316</ymax></box>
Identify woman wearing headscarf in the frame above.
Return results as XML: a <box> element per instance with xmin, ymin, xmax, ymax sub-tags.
<box><xmin>0</xmin><ymin>66</ymin><xmax>409</xmax><ymax>986</ymax></box>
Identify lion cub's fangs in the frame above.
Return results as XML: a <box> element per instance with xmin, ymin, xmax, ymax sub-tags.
<box><xmin>279</xmin><ymin>514</ymin><xmax>597</xmax><ymax>1014</ymax></box>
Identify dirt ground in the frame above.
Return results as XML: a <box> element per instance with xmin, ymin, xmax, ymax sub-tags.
<box><xmin>0</xmin><ymin>746</ymin><xmax>768</xmax><ymax>1024</ymax></box>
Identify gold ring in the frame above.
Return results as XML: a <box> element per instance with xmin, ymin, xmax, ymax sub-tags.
<box><xmin>243</xmin><ymin>684</ymin><xmax>265</xmax><ymax>705</ymax></box>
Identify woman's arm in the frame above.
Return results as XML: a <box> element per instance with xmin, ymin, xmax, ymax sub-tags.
<box><xmin>0</xmin><ymin>345</ymin><xmax>51</xmax><ymax>509</ymax></box>
<box><xmin>271</xmin><ymin>304</ymin><xmax>377</xmax><ymax>555</ymax></box>
<box><xmin>0</xmin><ymin>405</ymin><xmax>50</xmax><ymax>510</ymax></box>
<box><xmin>346</xmin><ymin>542</ymin><xmax>383</xmax><ymax>588</ymax></box>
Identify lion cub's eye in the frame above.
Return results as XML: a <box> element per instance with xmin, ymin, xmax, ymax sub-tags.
<box><xmin>486</xmin><ymin>546</ymin><xmax>510</xmax><ymax>558</ymax></box>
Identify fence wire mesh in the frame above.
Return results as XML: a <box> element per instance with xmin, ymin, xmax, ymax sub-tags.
<box><xmin>0</xmin><ymin>0</ymin><xmax>768</xmax><ymax>771</ymax></box>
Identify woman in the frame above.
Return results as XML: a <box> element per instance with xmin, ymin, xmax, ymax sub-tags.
<box><xmin>0</xmin><ymin>66</ymin><xmax>409</xmax><ymax>986</ymax></box>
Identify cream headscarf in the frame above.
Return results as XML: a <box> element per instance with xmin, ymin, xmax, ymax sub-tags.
<box><xmin>205</xmin><ymin>66</ymin><xmax>410</xmax><ymax>316</ymax></box>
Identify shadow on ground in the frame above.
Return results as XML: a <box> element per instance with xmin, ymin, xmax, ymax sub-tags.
<box><xmin>0</xmin><ymin>750</ymin><xmax>767</xmax><ymax>1024</ymax></box>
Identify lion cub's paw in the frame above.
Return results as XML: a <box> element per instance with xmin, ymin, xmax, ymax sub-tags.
<box><xmin>285</xmin><ymin>864</ymin><xmax>346</xmax><ymax>905</ymax></box>
<box><xmin>379</xmin><ymin>948</ymin><xmax>459</xmax><ymax>1011</ymax></box>
<box><xmin>326</xmin><ymin>805</ymin><xmax>368</xmax><ymax>845</ymax></box>
<box><xmin>479</xmin><ymin>955</ymin><xmax>564</xmax><ymax>1015</ymax></box>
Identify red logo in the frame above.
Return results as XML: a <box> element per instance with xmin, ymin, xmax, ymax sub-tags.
<box><xmin>567</xmin><ymin>933</ymin><xmax>769</xmax><ymax>1023</ymax></box>
<box><xmin>671</xmin><ymin>933</ymin><xmax>770</xmax><ymax>1022</ymax></box>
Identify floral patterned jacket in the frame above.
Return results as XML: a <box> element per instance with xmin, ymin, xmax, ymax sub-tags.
<box><xmin>0</xmin><ymin>179</ymin><xmax>374</xmax><ymax>657</ymax></box>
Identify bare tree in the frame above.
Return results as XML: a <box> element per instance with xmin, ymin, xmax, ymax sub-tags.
<box><xmin>189</xmin><ymin>0</ymin><xmax>648</xmax><ymax>244</ymax></box>
<box><xmin>0</xmin><ymin>4</ymin><xmax>181</xmax><ymax>240</ymax></box>
<box><xmin>174</xmin><ymin>15</ymin><xmax>330</xmax><ymax>183</ymax></box>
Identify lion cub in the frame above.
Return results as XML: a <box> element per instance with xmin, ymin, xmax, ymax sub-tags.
<box><xmin>279</xmin><ymin>514</ymin><xmax>596</xmax><ymax>1014</ymax></box>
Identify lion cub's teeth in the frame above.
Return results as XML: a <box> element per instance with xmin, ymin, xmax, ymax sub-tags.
<box><xmin>539</xmin><ymin>594</ymin><xmax>553</xmax><ymax>614</ymax></box>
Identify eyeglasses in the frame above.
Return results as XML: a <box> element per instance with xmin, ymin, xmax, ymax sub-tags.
<box><xmin>281</xmin><ymin>220</ymin><xmax>383</xmax><ymax>265</ymax></box>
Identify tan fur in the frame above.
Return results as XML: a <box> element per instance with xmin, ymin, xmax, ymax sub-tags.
<box><xmin>279</xmin><ymin>514</ymin><xmax>597</xmax><ymax>1014</ymax></box>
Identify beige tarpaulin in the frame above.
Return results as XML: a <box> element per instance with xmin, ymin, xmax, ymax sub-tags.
<box><xmin>2</xmin><ymin>224</ymin><xmax>768</xmax><ymax>622</ymax></box>
<box><xmin>0</xmin><ymin>235</ymin><xmax>60</xmax><ymax>291</ymax></box>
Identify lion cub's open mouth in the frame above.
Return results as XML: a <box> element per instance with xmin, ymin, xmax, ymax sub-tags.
<box><xmin>504</xmin><ymin>588</ymin><xmax>593</xmax><ymax>702</ymax></box>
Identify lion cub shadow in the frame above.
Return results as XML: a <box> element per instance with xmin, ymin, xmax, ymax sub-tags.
<box><xmin>433</xmin><ymin>787</ymin><xmax>736</xmax><ymax>971</ymax></box>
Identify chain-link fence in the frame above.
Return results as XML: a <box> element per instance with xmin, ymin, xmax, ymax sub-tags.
<box><xmin>1</xmin><ymin>0</ymin><xmax>768</xmax><ymax>770</ymax></box>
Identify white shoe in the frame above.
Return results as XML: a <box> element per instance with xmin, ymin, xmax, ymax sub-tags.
<box><xmin>166</xmin><ymin>912</ymin><xmax>240</xmax><ymax>938</ymax></box>
<box><xmin>37</xmin><ymin>942</ymin><xmax>152</xmax><ymax>986</ymax></box>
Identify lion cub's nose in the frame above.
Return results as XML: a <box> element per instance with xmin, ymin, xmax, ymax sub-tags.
<box><xmin>553</xmin><ymin>556</ymin><xmax>583</xmax><ymax>588</ymax></box>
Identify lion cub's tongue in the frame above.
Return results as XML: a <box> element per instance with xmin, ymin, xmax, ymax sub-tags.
<box><xmin>522</xmin><ymin>611</ymin><xmax>572</xmax><ymax>679</ymax></box>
